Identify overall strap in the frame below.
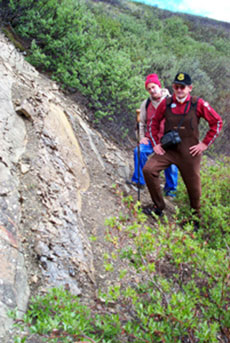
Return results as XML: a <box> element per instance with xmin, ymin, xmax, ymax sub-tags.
<box><xmin>176</xmin><ymin>100</ymin><xmax>190</xmax><ymax>130</ymax></box>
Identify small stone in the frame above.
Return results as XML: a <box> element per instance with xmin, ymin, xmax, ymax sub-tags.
<box><xmin>20</xmin><ymin>163</ymin><xmax>30</xmax><ymax>174</ymax></box>
<box><xmin>31</xmin><ymin>275</ymin><xmax>38</xmax><ymax>283</ymax></box>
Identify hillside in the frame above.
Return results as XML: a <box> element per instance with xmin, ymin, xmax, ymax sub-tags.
<box><xmin>1</xmin><ymin>0</ymin><xmax>229</xmax><ymax>155</ymax></box>
<box><xmin>131</xmin><ymin>0</ymin><xmax>230</xmax><ymax>31</ymax></box>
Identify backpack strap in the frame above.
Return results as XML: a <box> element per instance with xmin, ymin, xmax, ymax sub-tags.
<box><xmin>166</xmin><ymin>96</ymin><xmax>173</xmax><ymax>107</ymax></box>
<box><xmin>145</xmin><ymin>97</ymin><xmax>151</xmax><ymax>111</ymax></box>
<box><xmin>191</xmin><ymin>96</ymin><xmax>200</xmax><ymax>106</ymax></box>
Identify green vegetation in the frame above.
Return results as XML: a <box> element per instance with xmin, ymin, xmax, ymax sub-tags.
<box><xmin>11</xmin><ymin>158</ymin><xmax>230</xmax><ymax>342</ymax></box>
<box><xmin>176</xmin><ymin>156</ymin><xmax>230</xmax><ymax>249</ymax></box>
<box><xmin>0</xmin><ymin>0</ymin><xmax>230</xmax><ymax>149</ymax></box>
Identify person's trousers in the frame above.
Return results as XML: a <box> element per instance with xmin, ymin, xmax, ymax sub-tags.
<box><xmin>164</xmin><ymin>164</ymin><xmax>178</xmax><ymax>196</ymax></box>
<box><xmin>131</xmin><ymin>142</ymin><xmax>178</xmax><ymax>192</ymax></box>
<box><xmin>143</xmin><ymin>151</ymin><xmax>201</xmax><ymax>212</ymax></box>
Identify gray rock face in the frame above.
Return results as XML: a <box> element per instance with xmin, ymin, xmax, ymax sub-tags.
<box><xmin>0</xmin><ymin>33</ymin><xmax>93</xmax><ymax>340</ymax></box>
<box><xmin>0</xmin><ymin>36</ymin><xmax>30</xmax><ymax>341</ymax></box>
<box><xmin>0</xmin><ymin>32</ymin><xmax>133</xmax><ymax>341</ymax></box>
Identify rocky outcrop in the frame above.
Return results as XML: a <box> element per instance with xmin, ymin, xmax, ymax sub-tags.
<box><xmin>0</xmin><ymin>32</ymin><xmax>134</xmax><ymax>341</ymax></box>
<box><xmin>0</xmin><ymin>35</ymin><xmax>30</xmax><ymax>340</ymax></box>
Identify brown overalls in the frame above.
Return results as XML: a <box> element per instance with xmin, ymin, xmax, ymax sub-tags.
<box><xmin>143</xmin><ymin>97</ymin><xmax>201</xmax><ymax>213</ymax></box>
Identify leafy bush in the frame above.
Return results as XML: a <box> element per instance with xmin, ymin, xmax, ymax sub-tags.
<box><xmin>10</xmin><ymin>287</ymin><xmax>121</xmax><ymax>343</ymax></box>
<box><xmin>175</xmin><ymin>156</ymin><xmax>230</xmax><ymax>248</ymax></box>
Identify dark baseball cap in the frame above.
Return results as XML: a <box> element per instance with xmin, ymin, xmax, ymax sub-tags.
<box><xmin>173</xmin><ymin>72</ymin><xmax>192</xmax><ymax>85</ymax></box>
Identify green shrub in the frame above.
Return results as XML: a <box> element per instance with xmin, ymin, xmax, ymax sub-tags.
<box><xmin>175</xmin><ymin>156</ymin><xmax>230</xmax><ymax>248</ymax></box>
<box><xmin>11</xmin><ymin>287</ymin><xmax>121</xmax><ymax>342</ymax></box>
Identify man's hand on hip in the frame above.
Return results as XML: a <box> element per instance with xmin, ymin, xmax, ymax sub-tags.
<box><xmin>189</xmin><ymin>142</ymin><xmax>208</xmax><ymax>156</ymax></box>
